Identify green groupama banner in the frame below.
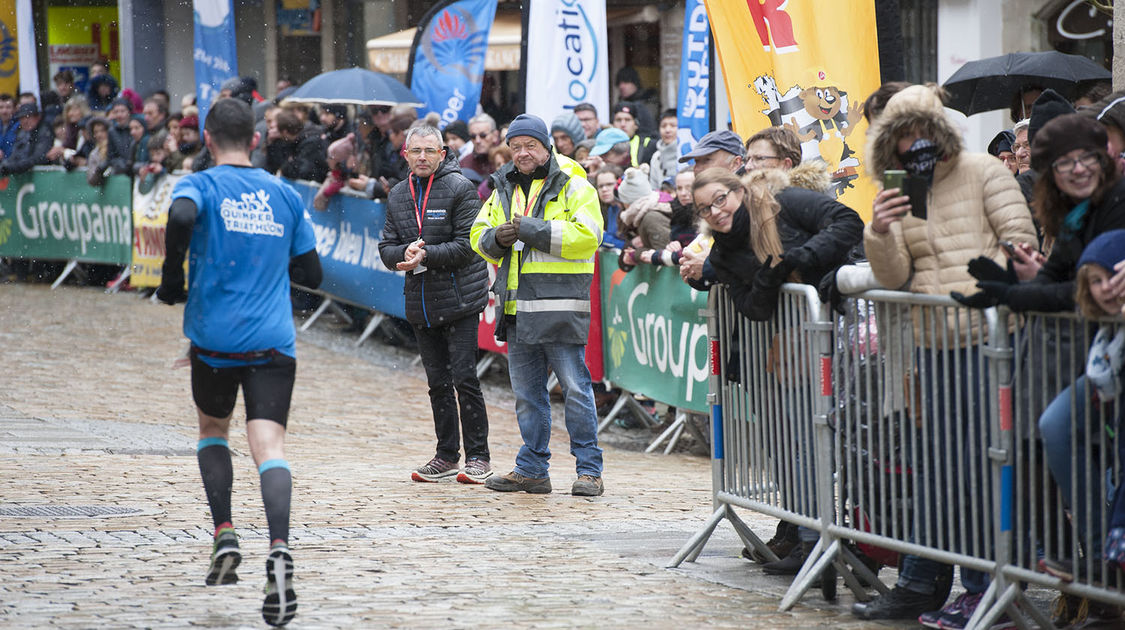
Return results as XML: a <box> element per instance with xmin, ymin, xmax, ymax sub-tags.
<box><xmin>599</xmin><ymin>250</ymin><xmax>710</xmax><ymax>412</ymax></box>
<box><xmin>0</xmin><ymin>170</ymin><xmax>133</xmax><ymax>265</ymax></box>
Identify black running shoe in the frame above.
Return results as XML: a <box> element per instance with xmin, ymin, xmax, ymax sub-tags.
<box><xmin>204</xmin><ymin>527</ymin><xmax>241</xmax><ymax>586</ymax></box>
<box><xmin>262</xmin><ymin>545</ymin><xmax>297</xmax><ymax>627</ymax></box>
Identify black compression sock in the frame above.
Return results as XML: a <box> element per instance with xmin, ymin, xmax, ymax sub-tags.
<box><xmin>197</xmin><ymin>438</ymin><xmax>233</xmax><ymax>529</ymax></box>
<box><xmin>259</xmin><ymin>460</ymin><xmax>292</xmax><ymax>545</ymax></box>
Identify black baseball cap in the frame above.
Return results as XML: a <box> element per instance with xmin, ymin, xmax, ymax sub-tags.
<box><xmin>678</xmin><ymin>129</ymin><xmax>744</xmax><ymax>163</ymax></box>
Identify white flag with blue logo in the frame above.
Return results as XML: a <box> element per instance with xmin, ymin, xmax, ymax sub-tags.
<box><xmin>523</xmin><ymin>0</ymin><xmax>609</xmax><ymax>128</ymax></box>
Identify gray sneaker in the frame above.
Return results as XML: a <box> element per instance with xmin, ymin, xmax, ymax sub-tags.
<box><xmin>571</xmin><ymin>474</ymin><xmax>604</xmax><ymax>496</ymax></box>
<box><xmin>457</xmin><ymin>458</ymin><xmax>494</xmax><ymax>484</ymax></box>
<box><xmin>411</xmin><ymin>456</ymin><xmax>458</xmax><ymax>482</ymax></box>
<box><xmin>484</xmin><ymin>470</ymin><xmax>552</xmax><ymax>494</ymax></box>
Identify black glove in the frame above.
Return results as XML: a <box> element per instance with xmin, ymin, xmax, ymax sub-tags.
<box><xmin>817</xmin><ymin>267</ymin><xmax>846</xmax><ymax>315</ymax></box>
<box><xmin>950</xmin><ymin>280</ymin><xmax>1011</xmax><ymax>309</ymax></box>
<box><xmin>754</xmin><ymin>255</ymin><xmax>795</xmax><ymax>291</ymax></box>
<box><xmin>494</xmin><ymin>221</ymin><xmax>518</xmax><ymax>248</ymax></box>
<box><xmin>967</xmin><ymin>255</ymin><xmax>1017</xmax><ymax>285</ymax></box>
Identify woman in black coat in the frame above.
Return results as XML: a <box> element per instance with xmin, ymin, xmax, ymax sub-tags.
<box><xmin>693</xmin><ymin>166</ymin><xmax>864</xmax><ymax>321</ymax></box>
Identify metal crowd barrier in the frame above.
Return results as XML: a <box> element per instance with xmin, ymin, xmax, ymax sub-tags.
<box><xmin>671</xmin><ymin>285</ymin><xmax>1125</xmax><ymax>628</ymax></box>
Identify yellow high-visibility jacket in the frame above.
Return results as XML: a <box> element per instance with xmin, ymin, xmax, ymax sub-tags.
<box><xmin>471</xmin><ymin>153</ymin><xmax>603</xmax><ymax>345</ymax></box>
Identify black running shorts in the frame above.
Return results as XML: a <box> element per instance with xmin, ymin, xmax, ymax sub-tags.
<box><xmin>190</xmin><ymin>353</ymin><xmax>297</xmax><ymax>427</ymax></box>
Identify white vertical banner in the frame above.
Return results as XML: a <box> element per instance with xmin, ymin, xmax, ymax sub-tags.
<box><xmin>523</xmin><ymin>0</ymin><xmax>609</xmax><ymax>125</ymax></box>
<box><xmin>15</xmin><ymin>0</ymin><xmax>38</xmax><ymax>97</ymax></box>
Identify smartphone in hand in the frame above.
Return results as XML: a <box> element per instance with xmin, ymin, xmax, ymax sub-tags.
<box><xmin>883</xmin><ymin>169</ymin><xmax>905</xmax><ymax>192</ymax></box>
<box><xmin>999</xmin><ymin>240</ymin><xmax>1018</xmax><ymax>257</ymax></box>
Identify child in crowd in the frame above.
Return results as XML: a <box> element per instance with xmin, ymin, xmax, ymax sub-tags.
<box><xmin>137</xmin><ymin>132</ymin><xmax>172</xmax><ymax>193</ymax></box>
<box><xmin>592</xmin><ymin>166</ymin><xmax>625</xmax><ymax>250</ymax></box>
<box><xmin>1039</xmin><ymin>229</ymin><xmax>1125</xmax><ymax>627</ymax></box>
<box><xmin>638</xmin><ymin>168</ymin><xmax>698</xmax><ymax>268</ymax></box>
<box><xmin>616</xmin><ymin>165</ymin><xmax>673</xmax><ymax>270</ymax></box>
<box><xmin>313</xmin><ymin>133</ymin><xmax>356</xmax><ymax>211</ymax></box>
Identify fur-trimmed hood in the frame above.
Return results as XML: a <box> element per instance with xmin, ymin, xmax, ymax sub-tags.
<box><xmin>864</xmin><ymin>84</ymin><xmax>963</xmax><ymax>180</ymax></box>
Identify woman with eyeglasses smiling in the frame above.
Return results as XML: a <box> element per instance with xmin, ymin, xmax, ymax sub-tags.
<box><xmin>691</xmin><ymin>166</ymin><xmax>863</xmax><ymax>322</ymax></box>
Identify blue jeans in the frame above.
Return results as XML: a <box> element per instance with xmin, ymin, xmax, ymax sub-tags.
<box><xmin>1039</xmin><ymin>376</ymin><xmax>1110</xmax><ymax>555</ymax></box>
<box><xmin>898</xmin><ymin>347</ymin><xmax>991</xmax><ymax>596</ymax></box>
<box><xmin>507</xmin><ymin>339</ymin><xmax>603</xmax><ymax>479</ymax></box>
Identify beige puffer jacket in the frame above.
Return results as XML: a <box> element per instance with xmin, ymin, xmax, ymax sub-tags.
<box><xmin>862</xmin><ymin>85</ymin><xmax>1037</xmax><ymax>343</ymax></box>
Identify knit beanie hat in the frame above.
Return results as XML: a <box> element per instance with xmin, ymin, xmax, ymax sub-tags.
<box><xmin>1087</xmin><ymin>90</ymin><xmax>1125</xmax><ymax>136</ymax></box>
<box><xmin>616</xmin><ymin>166</ymin><xmax>652</xmax><ymax>205</ymax></box>
<box><xmin>987</xmin><ymin>130</ymin><xmax>1015</xmax><ymax>156</ymax></box>
<box><xmin>550</xmin><ymin>111</ymin><xmax>585</xmax><ymax>146</ymax></box>
<box><xmin>1028</xmin><ymin>88</ymin><xmax>1075</xmax><ymax>149</ymax></box>
<box><xmin>444</xmin><ymin>120</ymin><xmax>470</xmax><ymax>143</ymax></box>
<box><xmin>1030</xmin><ymin>113</ymin><xmax>1106</xmax><ymax>173</ymax></box>
<box><xmin>179</xmin><ymin>115</ymin><xmax>199</xmax><ymax>131</ymax></box>
<box><xmin>505</xmin><ymin>114</ymin><xmax>550</xmax><ymax>149</ymax></box>
<box><xmin>1077</xmin><ymin>229</ymin><xmax>1125</xmax><ymax>272</ymax></box>
<box><xmin>327</xmin><ymin>132</ymin><xmax>355</xmax><ymax>163</ymax></box>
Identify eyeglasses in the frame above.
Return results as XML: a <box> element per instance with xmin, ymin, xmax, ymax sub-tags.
<box><xmin>471</xmin><ymin>132</ymin><xmax>493</xmax><ymax>140</ymax></box>
<box><xmin>406</xmin><ymin>147</ymin><xmax>442</xmax><ymax>157</ymax></box>
<box><xmin>1052</xmin><ymin>151</ymin><xmax>1100</xmax><ymax>174</ymax></box>
<box><xmin>705</xmin><ymin>190</ymin><xmax>731</xmax><ymax>214</ymax></box>
<box><xmin>1011</xmin><ymin>141</ymin><xmax>1029</xmax><ymax>152</ymax></box>
<box><xmin>371</xmin><ymin>106</ymin><xmax>391</xmax><ymax>115</ymax></box>
<box><xmin>746</xmin><ymin>154</ymin><xmax>781</xmax><ymax>164</ymax></box>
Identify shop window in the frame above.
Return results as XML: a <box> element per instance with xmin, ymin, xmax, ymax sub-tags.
<box><xmin>900</xmin><ymin>0</ymin><xmax>938</xmax><ymax>84</ymax></box>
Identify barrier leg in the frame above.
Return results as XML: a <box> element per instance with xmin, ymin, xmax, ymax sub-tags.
<box><xmin>475</xmin><ymin>352</ymin><xmax>499</xmax><ymax>379</ymax></box>
<box><xmin>299</xmin><ymin>297</ymin><xmax>335</xmax><ymax>331</ymax></box>
<box><xmin>50</xmin><ymin>260</ymin><xmax>84</xmax><ymax>289</ymax></box>
<box><xmin>779</xmin><ymin>537</ymin><xmax>835</xmax><ymax>610</ymax></box>
<box><xmin>668</xmin><ymin>503</ymin><xmax>770</xmax><ymax>568</ymax></box>
<box><xmin>646</xmin><ymin>411</ymin><xmax>686</xmax><ymax>454</ymax></box>
<box><xmin>104</xmin><ymin>266</ymin><xmax>131</xmax><ymax>294</ymax></box>
<box><xmin>597</xmin><ymin>394</ymin><xmax>631</xmax><ymax>432</ymax></box>
<box><xmin>355</xmin><ymin>313</ymin><xmax>385</xmax><ymax>347</ymax></box>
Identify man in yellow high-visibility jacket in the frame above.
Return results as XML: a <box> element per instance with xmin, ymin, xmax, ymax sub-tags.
<box><xmin>470</xmin><ymin>114</ymin><xmax>606</xmax><ymax>497</ymax></box>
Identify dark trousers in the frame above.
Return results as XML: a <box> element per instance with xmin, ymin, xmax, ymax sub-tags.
<box><xmin>413</xmin><ymin>314</ymin><xmax>489</xmax><ymax>462</ymax></box>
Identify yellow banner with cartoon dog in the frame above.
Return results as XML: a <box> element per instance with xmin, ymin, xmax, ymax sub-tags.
<box><xmin>702</xmin><ymin>0</ymin><xmax>879</xmax><ymax>221</ymax></box>
<box><xmin>131</xmin><ymin>172</ymin><xmax>185</xmax><ymax>288</ymax></box>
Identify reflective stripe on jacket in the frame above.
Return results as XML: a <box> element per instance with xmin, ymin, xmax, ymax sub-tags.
<box><xmin>470</xmin><ymin>153</ymin><xmax>602</xmax><ymax>345</ymax></box>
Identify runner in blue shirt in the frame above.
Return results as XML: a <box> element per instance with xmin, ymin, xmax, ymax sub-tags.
<box><xmin>156</xmin><ymin>97</ymin><xmax>321</xmax><ymax>628</ymax></box>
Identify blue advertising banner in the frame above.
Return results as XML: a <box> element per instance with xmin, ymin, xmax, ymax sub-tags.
<box><xmin>285</xmin><ymin>180</ymin><xmax>406</xmax><ymax>319</ymax></box>
<box><xmin>408</xmin><ymin>0</ymin><xmax>498</xmax><ymax>130</ymax></box>
<box><xmin>193</xmin><ymin>0</ymin><xmax>239</xmax><ymax>123</ymax></box>
<box><xmin>676</xmin><ymin>0</ymin><xmax>710</xmax><ymax>157</ymax></box>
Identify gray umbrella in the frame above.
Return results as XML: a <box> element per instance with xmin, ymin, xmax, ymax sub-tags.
<box><xmin>281</xmin><ymin>67</ymin><xmax>423</xmax><ymax>107</ymax></box>
<box><xmin>942</xmin><ymin>51</ymin><xmax>1110</xmax><ymax>117</ymax></box>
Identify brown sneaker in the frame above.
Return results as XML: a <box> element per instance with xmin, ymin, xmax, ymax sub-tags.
<box><xmin>571</xmin><ymin>474</ymin><xmax>604</xmax><ymax>496</ymax></box>
<box><xmin>485</xmin><ymin>470</ymin><xmax>552</xmax><ymax>494</ymax></box>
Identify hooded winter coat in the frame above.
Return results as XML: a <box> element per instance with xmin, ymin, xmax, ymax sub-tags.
<box><xmin>379</xmin><ymin>150</ymin><xmax>489</xmax><ymax>327</ymax></box>
<box><xmin>863</xmin><ymin>84</ymin><xmax>1037</xmax><ymax>341</ymax></box>
<box><xmin>703</xmin><ymin>168</ymin><xmax>864</xmax><ymax>321</ymax></box>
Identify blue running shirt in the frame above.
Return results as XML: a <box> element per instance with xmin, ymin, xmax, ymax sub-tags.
<box><xmin>172</xmin><ymin>165</ymin><xmax>316</xmax><ymax>365</ymax></box>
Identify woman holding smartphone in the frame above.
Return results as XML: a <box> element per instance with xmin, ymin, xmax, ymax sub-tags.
<box><xmin>856</xmin><ymin>83</ymin><xmax>1037</xmax><ymax>628</ymax></box>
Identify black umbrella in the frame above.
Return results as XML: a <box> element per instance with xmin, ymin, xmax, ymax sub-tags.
<box><xmin>942</xmin><ymin>51</ymin><xmax>1110</xmax><ymax>117</ymax></box>
<box><xmin>282</xmin><ymin>67</ymin><xmax>424</xmax><ymax>107</ymax></box>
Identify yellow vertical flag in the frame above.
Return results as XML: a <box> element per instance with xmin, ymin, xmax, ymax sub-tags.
<box><xmin>0</xmin><ymin>0</ymin><xmax>17</xmax><ymax>97</ymax></box>
<box><xmin>703</xmin><ymin>0</ymin><xmax>881</xmax><ymax>221</ymax></box>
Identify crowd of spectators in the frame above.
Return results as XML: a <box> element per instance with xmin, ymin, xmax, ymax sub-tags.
<box><xmin>7</xmin><ymin>60</ymin><xmax>1125</xmax><ymax>626</ymax></box>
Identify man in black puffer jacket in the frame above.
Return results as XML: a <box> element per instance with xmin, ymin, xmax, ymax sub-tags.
<box><xmin>378</xmin><ymin>124</ymin><xmax>492</xmax><ymax>485</ymax></box>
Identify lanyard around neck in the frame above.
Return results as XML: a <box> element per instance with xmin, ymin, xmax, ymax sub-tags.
<box><xmin>408</xmin><ymin>173</ymin><xmax>435</xmax><ymax>234</ymax></box>
<box><xmin>513</xmin><ymin>179</ymin><xmax>545</xmax><ymax>217</ymax></box>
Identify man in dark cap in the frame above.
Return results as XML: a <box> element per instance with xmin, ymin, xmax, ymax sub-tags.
<box><xmin>318</xmin><ymin>103</ymin><xmax>349</xmax><ymax>145</ymax></box>
<box><xmin>106</xmin><ymin>97</ymin><xmax>136</xmax><ymax>173</ymax></box>
<box><xmin>987</xmin><ymin>130</ymin><xmax>1018</xmax><ymax>175</ymax></box>
<box><xmin>615</xmin><ymin>66</ymin><xmax>658</xmax><ymax>136</ymax></box>
<box><xmin>1</xmin><ymin>103</ymin><xmax>52</xmax><ymax>175</ymax></box>
<box><xmin>611</xmin><ymin>101</ymin><xmax>656</xmax><ymax>167</ymax></box>
<box><xmin>678</xmin><ymin>129</ymin><xmax>745</xmax><ymax>174</ymax></box>
<box><xmin>442</xmin><ymin>120</ymin><xmax>471</xmax><ymax>159</ymax></box>
<box><xmin>1087</xmin><ymin>90</ymin><xmax>1125</xmax><ymax>176</ymax></box>
<box><xmin>470</xmin><ymin>113</ymin><xmax>606</xmax><ymax>497</ymax></box>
